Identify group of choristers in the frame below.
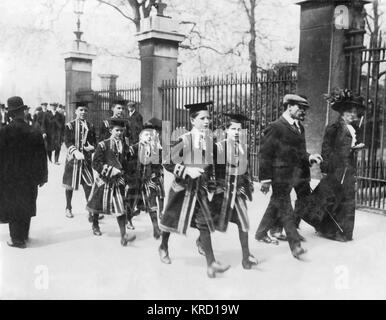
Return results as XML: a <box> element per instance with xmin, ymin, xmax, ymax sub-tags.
<box><xmin>1</xmin><ymin>91</ymin><xmax>365</xmax><ymax>279</ymax></box>
<box><xmin>61</xmin><ymin>99</ymin><xmax>157</xmax><ymax>247</ymax></box>
<box><xmin>59</xmin><ymin>98</ymin><xmax>257</xmax><ymax>278</ymax></box>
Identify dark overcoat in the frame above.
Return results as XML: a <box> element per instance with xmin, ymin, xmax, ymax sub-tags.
<box><xmin>62</xmin><ymin>119</ymin><xmax>96</xmax><ymax>190</ymax></box>
<box><xmin>0</xmin><ymin>118</ymin><xmax>48</xmax><ymax>223</ymax></box>
<box><xmin>317</xmin><ymin>118</ymin><xmax>357</xmax><ymax>239</ymax></box>
<box><xmin>259</xmin><ymin>115</ymin><xmax>310</xmax><ymax>185</ymax></box>
<box><xmin>47</xmin><ymin>111</ymin><xmax>65</xmax><ymax>151</ymax></box>
<box><xmin>127</xmin><ymin>111</ymin><xmax>143</xmax><ymax>144</ymax></box>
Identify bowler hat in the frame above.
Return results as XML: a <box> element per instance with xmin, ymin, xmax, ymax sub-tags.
<box><xmin>7</xmin><ymin>96</ymin><xmax>27</xmax><ymax>112</ymax></box>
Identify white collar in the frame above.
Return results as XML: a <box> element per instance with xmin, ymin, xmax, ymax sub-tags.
<box><xmin>346</xmin><ymin>123</ymin><xmax>357</xmax><ymax>147</ymax></box>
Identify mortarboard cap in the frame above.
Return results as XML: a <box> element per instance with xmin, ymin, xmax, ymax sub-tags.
<box><xmin>143</xmin><ymin>117</ymin><xmax>162</xmax><ymax>130</ymax></box>
<box><xmin>108</xmin><ymin>117</ymin><xmax>127</xmax><ymax>128</ymax></box>
<box><xmin>184</xmin><ymin>101</ymin><xmax>213</xmax><ymax>115</ymax></box>
<box><xmin>223</xmin><ymin>113</ymin><xmax>249</xmax><ymax>123</ymax></box>
<box><xmin>71</xmin><ymin>100</ymin><xmax>91</xmax><ymax>108</ymax></box>
<box><xmin>113</xmin><ymin>98</ymin><xmax>127</xmax><ymax>105</ymax></box>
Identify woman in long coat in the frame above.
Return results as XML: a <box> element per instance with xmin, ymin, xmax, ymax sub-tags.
<box><xmin>317</xmin><ymin>89</ymin><xmax>365</xmax><ymax>242</ymax></box>
<box><xmin>158</xmin><ymin>101</ymin><xmax>231</xmax><ymax>278</ymax></box>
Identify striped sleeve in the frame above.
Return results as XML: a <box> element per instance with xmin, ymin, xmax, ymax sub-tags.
<box><xmin>101</xmin><ymin>164</ymin><xmax>114</xmax><ymax>179</ymax></box>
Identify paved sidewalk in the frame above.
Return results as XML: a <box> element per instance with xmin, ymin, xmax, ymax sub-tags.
<box><xmin>1</xmin><ymin>159</ymin><xmax>386</xmax><ymax>299</ymax></box>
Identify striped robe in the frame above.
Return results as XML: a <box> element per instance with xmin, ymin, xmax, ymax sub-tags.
<box><xmin>211</xmin><ymin>140</ymin><xmax>254</xmax><ymax>233</ymax></box>
<box><xmin>86</xmin><ymin>138</ymin><xmax>128</xmax><ymax>216</ymax></box>
<box><xmin>137</xmin><ymin>142</ymin><xmax>164</xmax><ymax>216</ymax></box>
<box><xmin>159</xmin><ymin>131</ymin><xmax>217</xmax><ymax>235</ymax></box>
<box><xmin>62</xmin><ymin>119</ymin><xmax>96</xmax><ymax>190</ymax></box>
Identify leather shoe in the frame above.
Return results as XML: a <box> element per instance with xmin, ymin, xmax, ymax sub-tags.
<box><xmin>126</xmin><ymin>220</ymin><xmax>135</xmax><ymax>230</ymax></box>
<box><xmin>92</xmin><ymin>226</ymin><xmax>102</xmax><ymax>236</ymax></box>
<box><xmin>65</xmin><ymin>209</ymin><xmax>74</xmax><ymax>218</ymax></box>
<box><xmin>98</xmin><ymin>215</ymin><xmax>104</xmax><ymax>220</ymax></box>
<box><xmin>291</xmin><ymin>246</ymin><xmax>307</xmax><ymax>259</ymax></box>
<box><xmin>242</xmin><ymin>254</ymin><xmax>258</xmax><ymax>270</ymax></box>
<box><xmin>196</xmin><ymin>238</ymin><xmax>206</xmax><ymax>256</ymax></box>
<box><xmin>158</xmin><ymin>246</ymin><xmax>171</xmax><ymax>264</ymax></box>
<box><xmin>7</xmin><ymin>240</ymin><xmax>26</xmax><ymax>249</ymax></box>
<box><xmin>121</xmin><ymin>233</ymin><xmax>136</xmax><ymax>246</ymax></box>
<box><xmin>207</xmin><ymin>261</ymin><xmax>231</xmax><ymax>278</ymax></box>
<box><xmin>270</xmin><ymin>231</ymin><xmax>287</xmax><ymax>241</ymax></box>
<box><xmin>255</xmin><ymin>234</ymin><xmax>279</xmax><ymax>245</ymax></box>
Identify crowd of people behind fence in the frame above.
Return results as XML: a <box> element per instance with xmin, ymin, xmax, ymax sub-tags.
<box><xmin>0</xmin><ymin>88</ymin><xmax>366</xmax><ymax>278</ymax></box>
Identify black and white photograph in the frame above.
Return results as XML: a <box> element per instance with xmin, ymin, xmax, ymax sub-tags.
<box><xmin>1</xmin><ymin>0</ymin><xmax>386</xmax><ymax>303</ymax></box>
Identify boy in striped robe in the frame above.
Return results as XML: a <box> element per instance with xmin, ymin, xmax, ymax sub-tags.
<box><xmin>87</xmin><ymin>118</ymin><xmax>136</xmax><ymax>246</ymax></box>
<box><xmin>62</xmin><ymin>101</ymin><xmax>96</xmax><ymax>218</ymax></box>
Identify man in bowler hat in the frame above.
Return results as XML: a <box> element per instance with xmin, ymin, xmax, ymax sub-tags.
<box><xmin>0</xmin><ymin>96</ymin><xmax>48</xmax><ymax>248</ymax></box>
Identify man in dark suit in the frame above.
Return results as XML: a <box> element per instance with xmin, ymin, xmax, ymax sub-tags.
<box><xmin>0</xmin><ymin>103</ymin><xmax>10</xmax><ymax>128</ymax></box>
<box><xmin>47</xmin><ymin>103</ymin><xmax>65</xmax><ymax>164</ymax></box>
<box><xmin>126</xmin><ymin>101</ymin><xmax>143</xmax><ymax>144</ymax></box>
<box><xmin>0</xmin><ymin>96</ymin><xmax>48</xmax><ymax>248</ymax></box>
<box><xmin>254</xmin><ymin>94</ymin><xmax>322</xmax><ymax>259</ymax></box>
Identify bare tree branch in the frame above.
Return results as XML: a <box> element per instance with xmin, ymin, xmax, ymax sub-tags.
<box><xmin>97</xmin><ymin>0</ymin><xmax>136</xmax><ymax>24</ymax></box>
<box><xmin>240</xmin><ymin>0</ymin><xmax>251</xmax><ymax>19</ymax></box>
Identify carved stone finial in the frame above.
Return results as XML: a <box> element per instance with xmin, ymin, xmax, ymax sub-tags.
<box><xmin>154</xmin><ymin>0</ymin><xmax>167</xmax><ymax>16</ymax></box>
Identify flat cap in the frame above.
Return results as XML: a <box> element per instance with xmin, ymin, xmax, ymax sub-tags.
<box><xmin>283</xmin><ymin>94</ymin><xmax>310</xmax><ymax>108</ymax></box>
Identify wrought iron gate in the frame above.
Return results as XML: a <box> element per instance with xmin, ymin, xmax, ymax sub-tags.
<box><xmin>354</xmin><ymin>48</ymin><xmax>386</xmax><ymax>210</ymax></box>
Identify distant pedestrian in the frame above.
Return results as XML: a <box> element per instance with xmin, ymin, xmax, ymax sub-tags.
<box><xmin>47</xmin><ymin>103</ymin><xmax>65</xmax><ymax>164</ymax></box>
<box><xmin>0</xmin><ymin>96</ymin><xmax>48</xmax><ymax>248</ymax></box>
<box><xmin>126</xmin><ymin>101</ymin><xmax>143</xmax><ymax>144</ymax></box>
<box><xmin>0</xmin><ymin>103</ymin><xmax>10</xmax><ymax>128</ymax></box>
<box><xmin>24</xmin><ymin>106</ymin><xmax>33</xmax><ymax>126</ymax></box>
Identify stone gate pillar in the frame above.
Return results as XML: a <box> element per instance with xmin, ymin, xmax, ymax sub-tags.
<box><xmin>64</xmin><ymin>40</ymin><xmax>97</xmax><ymax>121</ymax></box>
<box><xmin>136</xmin><ymin>11</ymin><xmax>185</xmax><ymax>122</ymax></box>
<box><xmin>296</xmin><ymin>0</ymin><xmax>369</xmax><ymax>177</ymax></box>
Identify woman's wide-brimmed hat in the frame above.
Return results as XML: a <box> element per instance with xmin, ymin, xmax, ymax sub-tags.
<box><xmin>324</xmin><ymin>88</ymin><xmax>365</xmax><ymax>112</ymax></box>
<box><xmin>7</xmin><ymin>96</ymin><xmax>27</xmax><ymax>112</ymax></box>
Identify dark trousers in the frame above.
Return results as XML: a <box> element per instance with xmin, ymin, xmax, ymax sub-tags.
<box><xmin>9</xmin><ymin>218</ymin><xmax>31</xmax><ymax>243</ymax></box>
<box><xmin>267</xmin><ymin>181</ymin><xmax>311</xmax><ymax>234</ymax></box>
<box><xmin>255</xmin><ymin>182</ymin><xmax>302</xmax><ymax>251</ymax></box>
<box><xmin>65</xmin><ymin>183</ymin><xmax>92</xmax><ymax>210</ymax></box>
<box><xmin>48</xmin><ymin>148</ymin><xmax>60</xmax><ymax>163</ymax></box>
